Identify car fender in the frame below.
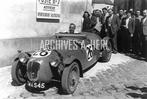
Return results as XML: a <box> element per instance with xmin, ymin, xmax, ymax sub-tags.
<box><xmin>63</xmin><ymin>56</ymin><xmax>77</xmax><ymax>65</ymax></box>
<box><xmin>102</xmin><ymin>36</ymin><xmax>112</xmax><ymax>49</ymax></box>
<box><xmin>103</xmin><ymin>36</ymin><xmax>112</xmax><ymax>44</ymax></box>
<box><xmin>14</xmin><ymin>51</ymin><xmax>31</xmax><ymax>62</ymax></box>
<box><xmin>63</xmin><ymin>56</ymin><xmax>83</xmax><ymax>77</ymax></box>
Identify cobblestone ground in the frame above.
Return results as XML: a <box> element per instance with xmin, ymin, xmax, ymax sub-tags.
<box><xmin>1</xmin><ymin>54</ymin><xmax>147</xmax><ymax>99</ymax></box>
<box><xmin>75</xmin><ymin>60</ymin><xmax>147</xmax><ymax>99</ymax></box>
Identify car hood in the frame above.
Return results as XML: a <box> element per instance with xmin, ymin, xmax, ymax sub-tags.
<box><xmin>26</xmin><ymin>50</ymin><xmax>61</xmax><ymax>82</ymax></box>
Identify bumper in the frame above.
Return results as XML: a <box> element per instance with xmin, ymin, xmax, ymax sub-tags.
<box><xmin>25</xmin><ymin>80</ymin><xmax>50</xmax><ymax>92</ymax></box>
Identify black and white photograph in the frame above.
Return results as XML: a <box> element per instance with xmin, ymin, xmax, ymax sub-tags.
<box><xmin>0</xmin><ymin>0</ymin><xmax>147</xmax><ymax>99</ymax></box>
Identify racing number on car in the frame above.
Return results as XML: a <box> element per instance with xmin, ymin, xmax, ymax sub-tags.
<box><xmin>86</xmin><ymin>44</ymin><xmax>93</xmax><ymax>61</ymax></box>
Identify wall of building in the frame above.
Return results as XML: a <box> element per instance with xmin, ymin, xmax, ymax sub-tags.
<box><xmin>0</xmin><ymin>0</ymin><xmax>92</xmax><ymax>66</ymax></box>
<box><xmin>0</xmin><ymin>37</ymin><xmax>49</xmax><ymax>66</ymax></box>
<box><xmin>0</xmin><ymin>0</ymin><xmax>92</xmax><ymax>39</ymax></box>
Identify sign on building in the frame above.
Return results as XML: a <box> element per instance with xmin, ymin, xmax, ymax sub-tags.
<box><xmin>36</xmin><ymin>0</ymin><xmax>61</xmax><ymax>22</ymax></box>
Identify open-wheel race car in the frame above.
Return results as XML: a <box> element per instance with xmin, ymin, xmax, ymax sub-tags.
<box><xmin>11</xmin><ymin>32</ymin><xmax>112</xmax><ymax>94</ymax></box>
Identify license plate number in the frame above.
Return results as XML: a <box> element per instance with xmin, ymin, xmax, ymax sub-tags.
<box><xmin>27</xmin><ymin>81</ymin><xmax>45</xmax><ymax>89</ymax></box>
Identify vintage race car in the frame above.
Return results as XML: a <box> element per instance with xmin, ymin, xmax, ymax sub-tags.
<box><xmin>11</xmin><ymin>32</ymin><xmax>112</xmax><ymax>94</ymax></box>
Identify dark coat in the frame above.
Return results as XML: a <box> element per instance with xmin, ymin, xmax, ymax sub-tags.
<box><xmin>128</xmin><ymin>18</ymin><xmax>135</xmax><ymax>34</ymax></box>
<box><xmin>141</xmin><ymin>17</ymin><xmax>147</xmax><ymax>58</ymax></box>
<box><xmin>91</xmin><ymin>15</ymin><xmax>97</xmax><ymax>28</ymax></box>
<box><xmin>82</xmin><ymin>17</ymin><xmax>92</xmax><ymax>32</ymax></box>
<box><xmin>132</xmin><ymin>18</ymin><xmax>142</xmax><ymax>54</ymax></box>
<box><xmin>105</xmin><ymin>14</ymin><xmax>120</xmax><ymax>35</ymax></box>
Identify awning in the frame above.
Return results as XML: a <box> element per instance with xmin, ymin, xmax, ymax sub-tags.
<box><xmin>92</xmin><ymin>0</ymin><xmax>114</xmax><ymax>5</ymax></box>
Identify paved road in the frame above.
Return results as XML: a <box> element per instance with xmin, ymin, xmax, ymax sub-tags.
<box><xmin>0</xmin><ymin>54</ymin><xmax>147</xmax><ymax>99</ymax></box>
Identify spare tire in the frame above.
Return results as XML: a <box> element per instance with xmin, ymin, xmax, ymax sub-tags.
<box><xmin>99</xmin><ymin>41</ymin><xmax>112</xmax><ymax>62</ymax></box>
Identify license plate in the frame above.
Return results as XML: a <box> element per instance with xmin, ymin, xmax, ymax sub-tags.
<box><xmin>27</xmin><ymin>81</ymin><xmax>45</xmax><ymax>89</ymax></box>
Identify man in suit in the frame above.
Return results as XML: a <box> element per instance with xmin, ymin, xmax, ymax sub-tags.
<box><xmin>105</xmin><ymin>9</ymin><xmax>120</xmax><ymax>53</ymax></box>
<box><xmin>141</xmin><ymin>10</ymin><xmax>147</xmax><ymax>60</ymax></box>
<box><xmin>102</xmin><ymin>8</ymin><xmax>109</xmax><ymax>24</ymax></box>
<box><xmin>136</xmin><ymin>10</ymin><xmax>143</xmax><ymax>22</ymax></box>
<box><xmin>91</xmin><ymin>9</ymin><xmax>102</xmax><ymax>35</ymax></box>
<box><xmin>132</xmin><ymin>16</ymin><xmax>141</xmax><ymax>55</ymax></box>
<box><xmin>132</xmin><ymin>12</ymin><xmax>142</xmax><ymax>55</ymax></box>
<box><xmin>126</xmin><ymin>11</ymin><xmax>135</xmax><ymax>52</ymax></box>
<box><xmin>101</xmin><ymin>8</ymin><xmax>109</xmax><ymax>37</ymax></box>
<box><xmin>117</xmin><ymin>9</ymin><xmax>126</xmax><ymax>52</ymax></box>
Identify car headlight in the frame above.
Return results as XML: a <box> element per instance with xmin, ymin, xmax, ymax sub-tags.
<box><xmin>19</xmin><ymin>57</ymin><xmax>27</xmax><ymax>63</ymax></box>
<box><xmin>50</xmin><ymin>61</ymin><xmax>58</xmax><ymax>67</ymax></box>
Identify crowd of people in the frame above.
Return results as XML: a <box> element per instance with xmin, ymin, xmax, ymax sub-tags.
<box><xmin>81</xmin><ymin>8</ymin><xmax>147</xmax><ymax>60</ymax></box>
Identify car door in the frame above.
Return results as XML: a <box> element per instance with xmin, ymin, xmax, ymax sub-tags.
<box><xmin>80</xmin><ymin>32</ymin><xmax>102</xmax><ymax>69</ymax></box>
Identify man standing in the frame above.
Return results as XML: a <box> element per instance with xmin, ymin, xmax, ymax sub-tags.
<box><xmin>125</xmin><ymin>11</ymin><xmax>135</xmax><ymax>53</ymax></box>
<box><xmin>91</xmin><ymin>9</ymin><xmax>102</xmax><ymax>35</ymax></box>
<box><xmin>105</xmin><ymin>9</ymin><xmax>120</xmax><ymax>53</ymax></box>
<box><xmin>117</xmin><ymin>9</ymin><xmax>126</xmax><ymax>52</ymax></box>
<box><xmin>136</xmin><ymin>10</ymin><xmax>143</xmax><ymax>22</ymax></box>
<box><xmin>102</xmin><ymin>8</ymin><xmax>109</xmax><ymax>24</ymax></box>
<box><xmin>118</xmin><ymin>9</ymin><xmax>125</xmax><ymax>21</ymax></box>
<box><xmin>132</xmin><ymin>11</ymin><xmax>142</xmax><ymax>55</ymax></box>
<box><xmin>141</xmin><ymin>10</ymin><xmax>147</xmax><ymax>60</ymax></box>
<box><xmin>101</xmin><ymin>8</ymin><xmax>109</xmax><ymax>37</ymax></box>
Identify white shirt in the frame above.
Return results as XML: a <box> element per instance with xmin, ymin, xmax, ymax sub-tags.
<box><xmin>94</xmin><ymin>17</ymin><xmax>102</xmax><ymax>32</ymax></box>
<box><xmin>104</xmin><ymin>13</ymin><xmax>109</xmax><ymax>23</ymax></box>
<box><xmin>143</xmin><ymin>17</ymin><xmax>147</xmax><ymax>24</ymax></box>
<box><xmin>136</xmin><ymin>15</ymin><xmax>143</xmax><ymax>22</ymax></box>
<box><xmin>108</xmin><ymin>14</ymin><xmax>113</xmax><ymax>27</ymax></box>
<box><xmin>126</xmin><ymin>17</ymin><xmax>131</xmax><ymax>28</ymax></box>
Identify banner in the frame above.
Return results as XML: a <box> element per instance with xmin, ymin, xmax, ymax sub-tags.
<box><xmin>37</xmin><ymin>0</ymin><xmax>61</xmax><ymax>22</ymax></box>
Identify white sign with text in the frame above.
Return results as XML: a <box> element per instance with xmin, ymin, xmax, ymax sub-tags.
<box><xmin>37</xmin><ymin>0</ymin><xmax>61</xmax><ymax>20</ymax></box>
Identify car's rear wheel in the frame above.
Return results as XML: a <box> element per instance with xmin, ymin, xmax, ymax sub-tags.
<box><xmin>61</xmin><ymin>62</ymin><xmax>80</xmax><ymax>94</ymax></box>
<box><xmin>99</xmin><ymin>41</ymin><xmax>112</xmax><ymax>62</ymax></box>
<box><xmin>11</xmin><ymin>60</ymin><xmax>26</xmax><ymax>86</ymax></box>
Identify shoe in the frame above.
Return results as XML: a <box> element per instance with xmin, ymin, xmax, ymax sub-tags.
<box><xmin>129</xmin><ymin>49</ymin><xmax>133</xmax><ymax>53</ymax></box>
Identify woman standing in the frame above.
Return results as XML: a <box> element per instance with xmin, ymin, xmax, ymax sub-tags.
<box><xmin>81</xmin><ymin>11</ymin><xmax>91</xmax><ymax>32</ymax></box>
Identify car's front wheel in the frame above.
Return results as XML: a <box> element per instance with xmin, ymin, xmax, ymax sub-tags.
<box><xmin>61</xmin><ymin>62</ymin><xmax>80</xmax><ymax>94</ymax></box>
<box><xmin>11</xmin><ymin>60</ymin><xmax>26</xmax><ymax>86</ymax></box>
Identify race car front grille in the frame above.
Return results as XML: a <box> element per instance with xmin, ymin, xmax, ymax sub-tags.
<box><xmin>27</xmin><ymin>61</ymin><xmax>40</xmax><ymax>81</ymax></box>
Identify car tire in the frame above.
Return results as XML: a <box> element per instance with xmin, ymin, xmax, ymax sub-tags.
<box><xmin>11</xmin><ymin>60</ymin><xmax>26</xmax><ymax>86</ymax></box>
<box><xmin>99</xmin><ymin>41</ymin><xmax>112</xmax><ymax>62</ymax></box>
<box><xmin>61</xmin><ymin>62</ymin><xmax>80</xmax><ymax>94</ymax></box>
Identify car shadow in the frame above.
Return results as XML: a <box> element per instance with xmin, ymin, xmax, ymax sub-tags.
<box><xmin>127</xmin><ymin>93</ymin><xmax>147</xmax><ymax>99</ymax></box>
<box><xmin>126</xmin><ymin>86</ymin><xmax>147</xmax><ymax>99</ymax></box>
<box><xmin>11</xmin><ymin>80</ymin><xmax>24</xmax><ymax>86</ymax></box>
<box><xmin>83</xmin><ymin>60</ymin><xmax>100</xmax><ymax>73</ymax></box>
